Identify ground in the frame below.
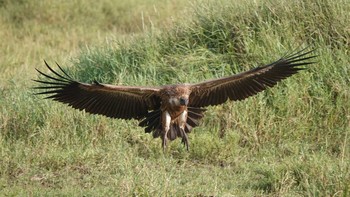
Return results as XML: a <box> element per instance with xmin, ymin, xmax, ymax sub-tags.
<box><xmin>0</xmin><ymin>0</ymin><xmax>349</xmax><ymax>196</ymax></box>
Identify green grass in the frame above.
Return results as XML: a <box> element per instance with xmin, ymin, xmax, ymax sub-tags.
<box><xmin>1</xmin><ymin>0</ymin><xmax>349</xmax><ymax>196</ymax></box>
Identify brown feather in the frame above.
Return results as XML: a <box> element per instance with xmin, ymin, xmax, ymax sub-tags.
<box><xmin>189</xmin><ymin>48</ymin><xmax>316</xmax><ymax>107</ymax></box>
<box><xmin>34</xmin><ymin>62</ymin><xmax>161</xmax><ymax>120</ymax></box>
<box><xmin>139</xmin><ymin>107</ymin><xmax>205</xmax><ymax>139</ymax></box>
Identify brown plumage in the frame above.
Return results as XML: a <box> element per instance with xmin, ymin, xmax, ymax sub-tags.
<box><xmin>34</xmin><ymin>48</ymin><xmax>316</xmax><ymax>151</ymax></box>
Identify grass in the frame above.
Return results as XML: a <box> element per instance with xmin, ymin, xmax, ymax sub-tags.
<box><xmin>1</xmin><ymin>0</ymin><xmax>349</xmax><ymax>196</ymax></box>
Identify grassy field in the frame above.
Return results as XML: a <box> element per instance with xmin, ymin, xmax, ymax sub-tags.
<box><xmin>1</xmin><ymin>0</ymin><xmax>349</xmax><ymax>196</ymax></box>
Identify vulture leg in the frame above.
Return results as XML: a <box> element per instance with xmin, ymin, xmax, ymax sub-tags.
<box><xmin>161</xmin><ymin>135</ymin><xmax>168</xmax><ymax>151</ymax></box>
<box><xmin>178</xmin><ymin>110</ymin><xmax>189</xmax><ymax>151</ymax></box>
<box><xmin>161</xmin><ymin>111</ymin><xmax>171</xmax><ymax>151</ymax></box>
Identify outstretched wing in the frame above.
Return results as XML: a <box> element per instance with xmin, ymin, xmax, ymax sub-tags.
<box><xmin>189</xmin><ymin>48</ymin><xmax>317</xmax><ymax>107</ymax></box>
<box><xmin>34</xmin><ymin>61</ymin><xmax>161</xmax><ymax>120</ymax></box>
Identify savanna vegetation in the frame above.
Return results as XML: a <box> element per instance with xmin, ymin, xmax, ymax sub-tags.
<box><xmin>0</xmin><ymin>0</ymin><xmax>349</xmax><ymax>196</ymax></box>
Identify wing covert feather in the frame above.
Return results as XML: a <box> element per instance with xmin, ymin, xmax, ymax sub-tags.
<box><xmin>189</xmin><ymin>48</ymin><xmax>316</xmax><ymax>107</ymax></box>
<box><xmin>34</xmin><ymin>61</ymin><xmax>161</xmax><ymax>120</ymax></box>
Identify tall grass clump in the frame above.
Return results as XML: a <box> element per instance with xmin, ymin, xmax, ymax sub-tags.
<box><xmin>1</xmin><ymin>0</ymin><xmax>349</xmax><ymax>196</ymax></box>
<box><xmin>72</xmin><ymin>0</ymin><xmax>349</xmax><ymax>151</ymax></box>
<box><xmin>69</xmin><ymin>0</ymin><xmax>349</xmax><ymax>194</ymax></box>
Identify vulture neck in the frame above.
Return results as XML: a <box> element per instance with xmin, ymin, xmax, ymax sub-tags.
<box><xmin>166</xmin><ymin>105</ymin><xmax>188</xmax><ymax>120</ymax></box>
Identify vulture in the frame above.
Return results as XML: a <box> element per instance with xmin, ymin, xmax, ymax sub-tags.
<box><xmin>34</xmin><ymin>48</ymin><xmax>316</xmax><ymax>151</ymax></box>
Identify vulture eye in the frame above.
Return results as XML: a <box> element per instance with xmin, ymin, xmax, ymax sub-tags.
<box><xmin>179</xmin><ymin>97</ymin><xmax>188</xmax><ymax>106</ymax></box>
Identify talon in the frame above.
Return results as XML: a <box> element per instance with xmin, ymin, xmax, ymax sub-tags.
<box><xmin>181</xmin><ymin>129</ymin><xmax>189</xmax><ymax>151</ymax></box>
<box><xmin>162</xmin><ymin>135</ymin><xmax>168</xmax><ymax>151</ymax></box>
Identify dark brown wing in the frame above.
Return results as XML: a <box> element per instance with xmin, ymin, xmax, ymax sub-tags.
<box><xmin>189</xmin><ymin>48</ymin><xmax>317</xmax><ymax>107</ymax></box>
<box><xmin>34</xmin><ymin>61</ymin><xmax>161</xmax><ymax>120</ymax></box>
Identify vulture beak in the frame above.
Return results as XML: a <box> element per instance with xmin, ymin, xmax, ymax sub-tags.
<box><xmin>179</xmin><ymin>97</ymin><xmax>189</xmax><ymax>106</ymax></box>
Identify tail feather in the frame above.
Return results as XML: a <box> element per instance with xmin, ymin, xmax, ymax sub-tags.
<box><xmin>152</xmin><ymin>129</ymin><xmax>161</xmax><ymax>138</ymax></box>
<box><xmin>138</xmin><ymin>109</ymin><xmax>161</xmax><ymax>133</ymax></box>
<box><xmin>185</xmin><ymin>123</ymin><xmax>193</xmax><ymax>133</ymax></box>
<box><xmin>168</xmin><ymin>124</ymin><xmax>180</xmax><ymax>140</ymax></box>
<box><xmin>188</xmin><ymin>107</ymin><xmax>206</xmax><ymax>115</ymax></box>
<box><xmin>187</xmin><ymin>116</ymin><xmax>200</xmax><ymax>127</ymax></box>
<box><xmin>139</xmin><ymin>107</ymin><xmax>206</xmax><ymax>140</ymax></box>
